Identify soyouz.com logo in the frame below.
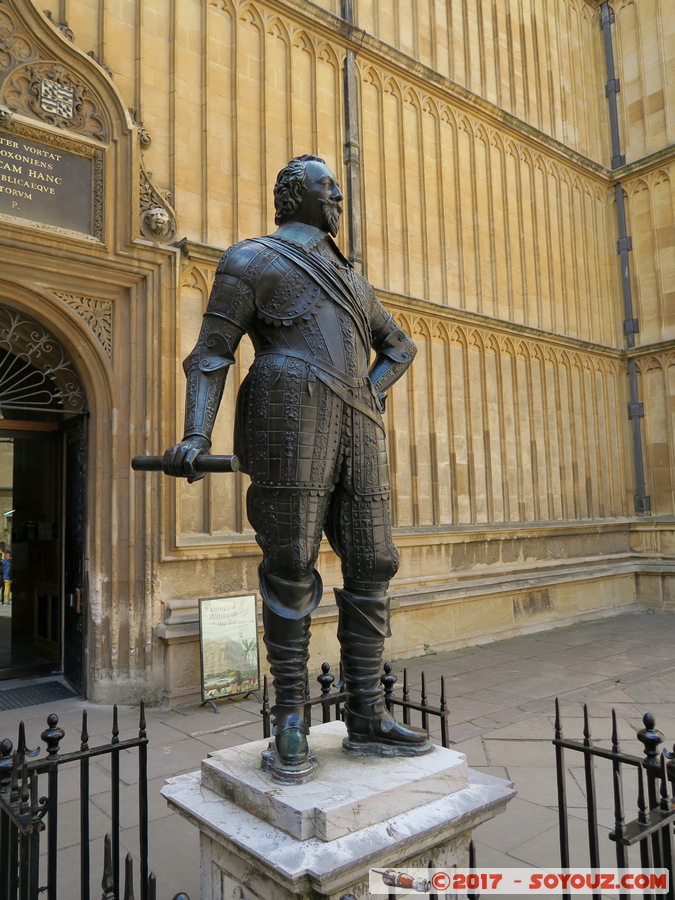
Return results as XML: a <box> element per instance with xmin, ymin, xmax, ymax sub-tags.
<box><xmin>368</xmin><ymin>867</ymin><xmax>669</xmax><ymax>895</ymax></box>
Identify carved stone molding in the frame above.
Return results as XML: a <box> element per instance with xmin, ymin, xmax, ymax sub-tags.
<box><xmin>0</xmin><ymin>5</ymin><xmax>36</xmax><ymax>77</ymax></box>
<box><xmin>0</xmin><ymin>1</ymin><xmax>114</xmax><ymax>142</ymax></box>
<box><xmin>129</xmin><ymin>107</ymin><xmax>151</xmax><ymax>147</ymax></box>
<box><xmin>86</xmin><ymin>50</ymin><xmax>113</xmax><ymax>80</ymax></box>
<box><xmin>0</xmin><ymin>213</ymin><xmax>100</xmax><ymax>242</ymax></box>
<box><xmin>92</xmin><ymin>144</ymin><xmax>105</xmax><ymax>238</ymax></box>
<box><xmin>42</xmin><ymin>9</ymin><xmax>75</xmax><ymax>43</ymax></box>
<box><xmin>54</xmin><ymin>291</ymin><xmax>112</xmax><ymax>358</ymax></box>
<box><xmin>1</xmin><ymin>60</ymin><xmax>108</xmax><ymax>141</ymax></box>
<box><xmin>140</xmin><ymin>160</ymin><xmax>176</xmax><ymax>243</ymax></box>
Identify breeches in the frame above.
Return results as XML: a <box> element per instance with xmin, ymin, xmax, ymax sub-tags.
<box><xmin>239</xmin><ymin>357</ymin><xmax>400</xmax><ymax>594</ymax></box>
<box><xmin>247</xmin><ymin>483</ymin><xmax>399</xmax><ymax>593</ymax></box>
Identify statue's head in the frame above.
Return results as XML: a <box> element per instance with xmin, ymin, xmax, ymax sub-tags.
<box><xmin>273</xmin><ymin>154</ymin><xmax>343</xmax><ymax>236</ymax></box>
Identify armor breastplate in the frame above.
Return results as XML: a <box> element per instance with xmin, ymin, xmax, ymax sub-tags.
<box><xmin>248</xmin><ymin>241</ymin><xmax>325</xmax><ymax>326</ymax></box>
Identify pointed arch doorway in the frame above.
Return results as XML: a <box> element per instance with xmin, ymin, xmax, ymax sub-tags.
<box><xmin>0</xmin><ymin>305</ymin><xmax>87</xmax><ymax>694</ymax></box>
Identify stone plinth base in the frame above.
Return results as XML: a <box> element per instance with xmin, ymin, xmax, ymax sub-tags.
<box><xmin>162</xmin><ymin>721</ymin><xmax>515</xmax><ymax>900</ymax></box>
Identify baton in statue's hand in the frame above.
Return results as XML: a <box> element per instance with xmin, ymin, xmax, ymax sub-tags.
<box><xmin>131</xmin><ymin>454</ymin><xmax>239</xmax><ymax>473</ymax></box>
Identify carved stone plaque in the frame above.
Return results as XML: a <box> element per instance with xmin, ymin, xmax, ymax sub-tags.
<box><xmin>0</xmin><ymin>127</ymin><xmax>96</xmax><ymax>235</ymax></box>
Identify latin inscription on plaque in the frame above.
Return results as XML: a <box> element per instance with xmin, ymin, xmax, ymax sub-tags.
<box><xmin>0</xmin><ymin>130</ymin><xmax>94</xmax><ymax>235</ymax></box>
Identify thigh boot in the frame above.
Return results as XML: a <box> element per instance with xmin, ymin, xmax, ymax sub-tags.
<box><xmin>335</xmin><ymin>588</ymin><xmax>432</xmax><ymax>756</ymax></box>
<box><xmin>261</xmin><ymin>603</ymin><xmax>317</xmax><ymax>782</ymax></box>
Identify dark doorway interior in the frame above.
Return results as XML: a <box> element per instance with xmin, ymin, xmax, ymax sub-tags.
<box><xmin>0</xmin><ymin>421</ymin><xmax>87</xmax><ymax>690</ymax></box>
<box><xmin>0</xmin><ymin>426</ymin><xmax>62</xmax><ymax>679</ymax></box>
<box><xmin>0</xmin><ymin>305</ymin><xmax>88</xmax><ymax>691</ymax></box>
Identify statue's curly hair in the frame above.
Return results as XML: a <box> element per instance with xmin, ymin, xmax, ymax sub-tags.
<box><xmin>273</xmin><ymin>154</ymin><xmax>325</xmax><ymax>225</ymax></box>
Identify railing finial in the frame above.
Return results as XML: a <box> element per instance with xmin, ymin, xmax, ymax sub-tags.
<box><xmin>554</xmin><ymin>697</ymin><xmax>562</xmax><ymax>738</ymax></box>
<box><xmin>41</xmin><ymin>714</ymin><xmax>65</xmax><ymax>758</ymax></box>
<box><xmin>582</xmin><ymin>704</ymin><xmax>592</xmax><ymax>746</ymax></box>
<box><xmin>317</xmin><ymin>662</ymin><xmax>334</xmax><ymax>696</ymax></box>
<box><xmin>80</xmin><ymin>709</ymin><xmax>90</xmax><ymax>751</ymax></box>
<box><xmin>637</xmin><ymin>712</ymin><xmax>663</xmax><ymax>765</ymax></box>
<box><xmin>101</xmin><ymin>834</ymin><xmax>115</xmax><ymax>900</ymax></box>
<box><xmin>611</xmin><ymin>708</ymin><xmax>620</xmax><ymax>754</ymax></box>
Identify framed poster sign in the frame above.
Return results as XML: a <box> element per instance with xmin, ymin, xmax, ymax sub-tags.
<box><xmin>198</xmin><ymin>594</ymin><xmax>260</xmax><ymax>703</ymax></box>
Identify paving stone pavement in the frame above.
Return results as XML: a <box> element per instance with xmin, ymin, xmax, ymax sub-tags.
<box><xmin>1</xmin><ymin>608</ymin><xmax>674</xmax><ymax>899</ymax></box>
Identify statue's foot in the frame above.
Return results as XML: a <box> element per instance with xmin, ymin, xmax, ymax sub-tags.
<box><xmin>342</xmin><ymin>708</ymin><xmax>433</xmax><ymax>757</ymax></box>
<box><xmin>261</xmin><ymin>740</ymin><xmax>317</xmax><ymax>783</ymax></box>
<box><xmin>260</xmin><ymin>710</ymin><xmax>317</xmax><ymax>784</ymax></box>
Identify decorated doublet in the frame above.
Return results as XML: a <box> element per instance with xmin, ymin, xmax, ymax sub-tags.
<box><xmin>183</xmin><ymin>224</ymin><xmax>416</xmax><ymax>599</ymax></box>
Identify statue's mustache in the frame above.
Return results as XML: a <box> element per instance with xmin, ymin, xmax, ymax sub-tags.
<box><xmin>321</xmin><ymin>199</ymin><xmax>342</xmax><ymax>214</ymax></box>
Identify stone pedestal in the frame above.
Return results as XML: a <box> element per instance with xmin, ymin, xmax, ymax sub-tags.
<box><xmin>162</xmin><ymin>721</ymin><xmax>515</xmax><ymax>900</ymax></box>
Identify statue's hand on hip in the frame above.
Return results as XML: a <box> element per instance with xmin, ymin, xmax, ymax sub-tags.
<box><xmin>162</xmin><ymin>436</ymin><xmax>211</xmax><ymax>483</ymax></box>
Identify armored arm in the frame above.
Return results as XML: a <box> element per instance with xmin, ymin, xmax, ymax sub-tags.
<box><xmin>368</xmin><ymin>291</ymin><xmax>416</xmax><ymax>408</ymax></box>
<box><xmin>163</xmin><ymin>248</ymin><xmax>255</xmax><ymax>479</ymax></box>
<box><xmin>181</xmin><ymin>313</ymin><xmax>243</xmax><ymax>446</ymax></box>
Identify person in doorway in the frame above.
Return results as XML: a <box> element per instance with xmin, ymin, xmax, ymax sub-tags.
<box><xmin>163</xmin><ymin>154</ymin><xmax>431</xmax><ymax>782</ymax></box>
<box><xmin>0</xmin><ymin>542</ymin><xmax>5</xmax><ymax>604</ymax></box>
<box><xmin>2</xmin><ymin>550</ymin><xmax>11</xmax><ymax>605</ymax></box>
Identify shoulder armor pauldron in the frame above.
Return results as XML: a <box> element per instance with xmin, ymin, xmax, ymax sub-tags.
<box><xmin>247</xmin><ymin>241</ymin><xmax>324</xmax><ymax>326</ymax></box>
<box><xmin>216</xmin><ymin>242</ymin><xmax>242</xmax><ymax>274</ymax></box>
<box><xmin>214</xmin><ymin>239</ymin><xmax>283</xmax><ymax>283</ymax></box>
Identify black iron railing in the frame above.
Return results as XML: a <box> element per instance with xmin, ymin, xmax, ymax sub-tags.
<box><xmin>0</xmin><ymin>703</ymin><xmax>189</xmax><ymax>900</ymax></box>
<box><xmin>100</xmin><ymin>832</ymin><xmax>190</xmax><ymax>900</ymax></box>
<box><xmin>554</xmin><ymin>700</ymin><xmax>675</xmax><ymax>900</ymax></box>
<box><xmin>261</xmin><ymin>660</ymin><xmax>451</xmax><ymax>747</ymax></box>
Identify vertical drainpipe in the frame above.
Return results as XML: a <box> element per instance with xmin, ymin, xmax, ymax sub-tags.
<box><xmin>600</xmin><ymin>2</ymin><xmax>651</xmax><ymax>514</ymax></box>
<box><xmin>341</xmin><ymin>0</ymin><xmax>364</xmax><ymax>272</ymax></box>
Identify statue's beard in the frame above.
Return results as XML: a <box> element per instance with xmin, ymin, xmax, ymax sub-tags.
<box><xmin>321</xmin><ymin>200</ymin><xmax>342</xmax><ymax>237</ymax></box>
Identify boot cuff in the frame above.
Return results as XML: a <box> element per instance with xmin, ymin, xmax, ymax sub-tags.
<box><xmin>260</xmin><ymin>567</ymin><xmax>323</xmax><ymax>619</ymax></box>
<box><xmin>334</xmin><ymin>587</ymin><xmax>392</xmax><ymax>638</ymax></box>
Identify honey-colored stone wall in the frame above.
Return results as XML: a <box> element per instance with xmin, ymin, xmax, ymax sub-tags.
<box><xmin>613</xmin><ymin>0</ymin><xmax>675</xmax><ymax>161</ymax></box>
<box><xmin>352</xmin><ymin>0</ymin><xmax>609</xmax><ymax>164</ymax></box>
<box><xmin>620</xmin><ymin>157</ymin><xmax>675</xmax><ymax>519</ymax></box>
<box><xmin>636</xmin><ymin>349</ymin><xmax>675</xmax><ymax>515</ymax></box>
<box><xmin>40</xmin><ymin>0</ymin><xmax>673</xmax><ymax>168</ymax></box>
<box><xmin>358</xmin><ymin>72</ymin><xmax>619</xmax><ymax>340</ymax></box>
<box><xmin>39</xmin><ymin>0</ymin><xmax>348</xmax><ymax>248</ymax></box>
<box><xmin>622</xmin><ymin>162</ymin><xmax>675</xmax><ymax>346</ymax></box>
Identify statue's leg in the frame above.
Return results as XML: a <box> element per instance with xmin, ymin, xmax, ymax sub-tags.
<box><xmin>326</xmin><ymin>492</ymin><xmax>432</xmax><ymax>756</ymax></box>
<box><xmin>248</xmin><ymin>484</ymin><xmax>330</xmax><ymax>781</ymax></box>
<box><xmin>259</xmin><ymin>604</ymin><xmax>314</xmax><ymax>780</ymax></box>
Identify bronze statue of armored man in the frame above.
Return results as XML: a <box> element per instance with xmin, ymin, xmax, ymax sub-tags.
<box><xmin>163</xmin><ymin>154</ymin><xmax>431</xmax><ymax>782</ymax></box>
